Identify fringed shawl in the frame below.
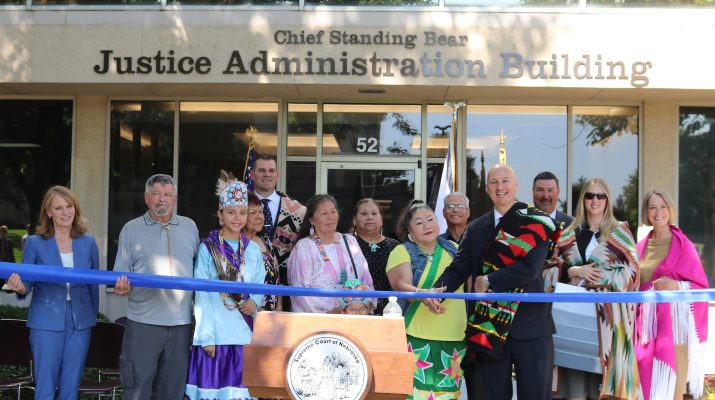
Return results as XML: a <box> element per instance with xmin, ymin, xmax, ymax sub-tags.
<box><xmin>558</xmin><ymin>222</ymin><xmax>643</xmax><ymax>400</ymax></box>
<box><xmin>635</xmin><ymin>225</ymin><xmax>709</xmax><ymax>400</ymax></box>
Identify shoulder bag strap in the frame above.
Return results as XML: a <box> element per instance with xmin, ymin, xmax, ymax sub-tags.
<box><xmin>342</xmin><ymin>234</ymin><xmax>359</xmax><ymax>279</ymax></box>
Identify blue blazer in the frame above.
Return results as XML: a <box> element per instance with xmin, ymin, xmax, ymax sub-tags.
<box><xmin>19</xmin><ymin>234</ymin><xmax>100</xmax><ymax>331</ymax></box>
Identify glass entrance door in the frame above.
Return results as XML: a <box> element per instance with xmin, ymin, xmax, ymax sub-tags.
<box><xmin>321</xmin><ymin>162</ymin><xmax>420</xmax><ymax>239</ymax></box>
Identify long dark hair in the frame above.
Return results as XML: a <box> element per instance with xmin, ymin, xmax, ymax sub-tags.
<box><xmin>297</xmin><ymin>194</ymin><xmax>339</xmax><ymax>240</ymax></box>
<box><xmin>395</xmin><ymin>199</ymin><xmax>433</xmax><ymax>242</ymax></box>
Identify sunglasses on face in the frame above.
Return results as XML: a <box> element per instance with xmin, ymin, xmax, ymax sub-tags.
<box><xmin>584</xmin><ymin>192</ymin><xmax>607</xmax><ymax>200</ymax></box>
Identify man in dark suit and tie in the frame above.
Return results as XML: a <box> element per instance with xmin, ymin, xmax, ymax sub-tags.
<box><xmin>428</xmin><ymin>164</ymin><xmax>556</xmax><ymax>400</ymax></box>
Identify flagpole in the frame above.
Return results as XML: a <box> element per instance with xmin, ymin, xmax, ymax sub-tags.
<box><xmin>443</xmin><ymin>101</ymin><xmax>465</xmax><ymax>192</ymax></box>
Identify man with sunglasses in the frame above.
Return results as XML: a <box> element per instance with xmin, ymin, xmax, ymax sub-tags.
<box><xmin>440</xmin><ymin>192</ymin><xmax>471</xmax><ymax>244</ymax></box>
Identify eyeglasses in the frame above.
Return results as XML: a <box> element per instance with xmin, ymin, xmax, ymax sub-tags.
<box><xmin>445</xmin><ymin>204</ymin><xmax>468</xmax><ymax>210</ymax></box>
<box><xmin>584</xmin><ymin>192</ymin><xmax>607</xmax><ymax>200</ymax></box>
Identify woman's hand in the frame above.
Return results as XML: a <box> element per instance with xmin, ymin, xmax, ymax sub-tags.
<box><xmin>239</xmin><ymin>298</ymin><xmax>257</xmax><ymax>316</ymax></box>
<box><xmin>569</xmin><ymin>262</ymin><xmax>603</xmax><ymax>285</ymax></box>
<box><xmin>202</xmin><ymin>345</ymin><xmax>216</xmax><ymax>357</ymax></box>
<box><xmin>114</xmin><ymin>276</ymin><xmax>131</xmax><ymax>296</ymax></box>
<box><xmin>652</xmin><ymin>276</ymin><xmax>679</xmax><ymax>291</ymax></box>
<box><xmin>420</xmin><ymin>286</ymin><xmax>447</xmax><ymax>314</ymax></box>
<box><xmin>5</xmin><ymin>273</ymin><xmax>26</xmax><ymax>295</ymax></box>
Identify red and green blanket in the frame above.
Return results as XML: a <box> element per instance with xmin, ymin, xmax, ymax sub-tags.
<box><xmin>467</xmin><ymin>202</ymin><xmax>558</xmax><ymax>358</ymax></box>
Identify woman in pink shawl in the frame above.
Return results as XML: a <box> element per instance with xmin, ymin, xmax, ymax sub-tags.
<box><xmin>635</xmin><ymin>189</ymin><xmax>709</xmax><ymax>400</ymax></box>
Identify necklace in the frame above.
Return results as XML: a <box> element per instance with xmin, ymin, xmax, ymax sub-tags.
<box><xmin>313</xmin><ymin>234</ymin><xmax>348</xmax><ymax>284</ymax></box>
<box><xmin>354</xmin><ymin>232</ymin><xmax>382</xmax><ymax>253</ymax></box>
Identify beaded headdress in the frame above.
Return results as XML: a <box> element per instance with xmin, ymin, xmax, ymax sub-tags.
<box><xmin>339</xmin><ymin>279</ymin><xmax>370</xmax><ymax>309</ymax></box>
<box><xmin>215</xmin><ymin>170</ymin><xmax>248</xmax><ymax>210</ymax></box>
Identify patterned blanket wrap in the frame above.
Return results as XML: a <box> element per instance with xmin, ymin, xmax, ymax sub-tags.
<box><xmin>466</xmin><ymin>202</ymin><xmax>556</xmax><ymax>358</ymax></box>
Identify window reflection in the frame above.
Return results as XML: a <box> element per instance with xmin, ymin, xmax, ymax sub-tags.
<box><xmin>323</xmin><ymin>104</ymin><xmax>421</xmax><ymax>156</ymax></box>
<box><xmin>466</xmin><ymin>105</ymin><xmax>567</xmax><ymax>218</ymax></box>
<box><xmin>0</xmin><ymin>100</ymin><xmax>72</xmax><ymax>261</ymax></box>
<box><xmin>285</xmin><ymin>161</ymin><xmax>316</xmax><ymax>205</ymax></box>
<box><xmin>326</xmin><ymin>168</ymin><xmax>415</xmax><ymax>239</ymax></box>
<box><xmin>178</xmin><ymin>102</ymin><xmax>278</xmax><ymax>238</ymax></box>
<box><xmin>109</xmin><ymin>101</ymin><xmax>175</xmax><ymax>268</ymax></box>
<box><xmin>679</xmin><ymin>106</ymin><xmax>715</xmax><ymax>285</ymax></box>
<box><xmin>287</xmin><ymin>103</ymin><xmax>317</xmax><ymax>157</ymax></box>
<box><xmin>572</xmin><ymin>106</ymin><xmax>638</xmax><ymax>232</ymax></box>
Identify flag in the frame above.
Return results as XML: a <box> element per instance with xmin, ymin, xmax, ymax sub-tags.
<box><xmin>435</xmin><ymin>136</ymin><xmax>454</xmax><ymax>234</ymax></box>
<box><xmin>243</xmin><ymin>136</ymin><xmax>256</xmax><ymax>191</ymax></box>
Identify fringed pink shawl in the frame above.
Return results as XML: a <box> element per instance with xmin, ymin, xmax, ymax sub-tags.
<box><xmin>635</xmin><ymin>225</ymin><xmax>709</xmax><ymax>400</ymax></box>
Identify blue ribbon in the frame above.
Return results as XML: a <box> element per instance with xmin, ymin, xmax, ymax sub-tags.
<box><xmin>2</xmin><ymin>261</ymin><xmax>714</xmax><ymax>303</ymax></box>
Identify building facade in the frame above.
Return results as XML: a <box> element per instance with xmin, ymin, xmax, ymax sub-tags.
<box><xmin>1</xmin><ymin>1</ymin><xmax>715</xmax><ymax>316</ymax></box>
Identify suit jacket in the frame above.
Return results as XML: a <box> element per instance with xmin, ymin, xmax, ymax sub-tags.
<box><xmin>19</xmin><ymin>234</ymin><xmax>100</xmax><ymax>331</ymax></box>
<box><xmin>436</xmin><ymin>208</ymin><xmax>555</xmax><ymax>340</ymax></box>
<box><xmin>553</xmin><ymin>210</ymin><xmax>574</xmax><ymax>230</ymax></box>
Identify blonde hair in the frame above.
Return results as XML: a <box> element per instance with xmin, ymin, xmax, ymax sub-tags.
<box><xmin>641</xmin><ymin>189</ymin><xmax>677</xmax><ymax>226</ymax></box>
<box><xmin>36</xmin><ymin>186</ymin><xmax>88</xmax><ymax>240</ymax></box>
<box><xmin>573</xmin><ymin>178</ymin><xmax>620</xmax><ymax>242</ymax></box>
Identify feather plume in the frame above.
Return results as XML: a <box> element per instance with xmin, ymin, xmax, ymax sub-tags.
<box><xmin>215</xmin><ymin>169</ymin><xmax>237</xmax><ymax>197</ymax></box>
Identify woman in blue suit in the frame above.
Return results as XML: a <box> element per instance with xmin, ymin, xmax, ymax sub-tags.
<box><xmin>5</xmin><ymin>185</ymin><xmax>100</xmax><ymax>400</ymax></box>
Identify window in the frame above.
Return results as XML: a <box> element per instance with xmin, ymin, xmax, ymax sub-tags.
<box><xmin>466</xmin><ymin>105</ymin><xmax>567</xmax><ymax>218</ymax></box>
<box><xmin>323</xmin><ymin>104</ymin><xmax>421</xmax><ymax>156</ymax></box>
<box><xmin>108</xmin><ymin>101</ymin><xmax>175</xmax><ymax>268</ymax></box>
<box><xmin>679</xmin><ymin>106</ymin><xmax>715</xmax><ymax>285</ymax></box>
<box><xmin>178</xmin><ymin>102</ymin><xmax>278</xmax><ymax>237</ymax></box>
<box><xmin>572</xmin><ymin>106</ymin><xmax>639</xmax><ymax>232</ymax></box>
<box><xmin>0</xmin><ymin>100</ymin><xmax>73</xmax><ymax>262</ymax></box>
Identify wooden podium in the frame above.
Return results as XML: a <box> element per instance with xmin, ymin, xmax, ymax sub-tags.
<box><xmin>243</xmin><ymin>311</ymin><xmax>413</xmax><ymax>399</ymax></box>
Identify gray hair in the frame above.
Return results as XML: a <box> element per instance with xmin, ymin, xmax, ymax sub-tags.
<box><xmin>145</xmin><ymin>174</ymin><xmax>176</xmax><ymax>194</ymax></box>
<box><xmin>443</xmin><ymin>192</ymin><xmax>469</xmax><ymax>207</ymax></box>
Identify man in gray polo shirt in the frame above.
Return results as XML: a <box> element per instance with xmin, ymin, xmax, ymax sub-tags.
<box><xmin>114</xmin><ymin>174</ymin><xmax>200</xmax><ymax>400</ymax></box>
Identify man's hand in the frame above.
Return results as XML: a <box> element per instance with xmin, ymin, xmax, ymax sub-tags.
<box><xmin>475</xmin><ymin>276</ymin><xmax>489</xmax><ymax>293</ymax></box>
<box><xmin>420</xmin><ymin>286</ymin><xmax>447</xmax><ymax>314</ymax></box>
<box><xmin>114</xmin><ymin>276</ymin><xmax>131</xmax><ymax>296</ymax></box>
<box><xmin>5</xmin><ymin>273</ymin><xmax>26</xmax><ymax>295</ymax></box>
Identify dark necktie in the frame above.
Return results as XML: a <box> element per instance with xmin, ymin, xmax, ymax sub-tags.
<box><xmin>261</xmin><ymin>198</ymin><xmax>274</xmax><ymax>238</ymax></box>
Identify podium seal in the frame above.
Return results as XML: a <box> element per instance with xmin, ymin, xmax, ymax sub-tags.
<box><xmin>285</xmin><ymin>331</ymin><xmax>372</xmax><ymax>400</ymax></box>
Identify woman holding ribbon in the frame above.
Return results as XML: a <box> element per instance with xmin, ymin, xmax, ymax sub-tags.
<box><xmin>385</xmin><ymin>200</ymin><xmax>465</xmax><ymax>400</ymax></box>
<box><xmin>352</xmin><ymin>198</ymin><xmax>399</xmax><ymax>315</ymax></box>
<box><xmin>635</xmin><ymin>189</ymin><xmax>709</xmax><ymax>400</ymax></box>
<box><xmin>556</xmin><ymin>178</ymin><xmax>642</xmax><ymax>400</ymax></box>
<box><xmin>287</xmin><ymin>194</ymin><xmax>375</xmax><ymax>314</ymax></box>
<box><xmin>185</xmin><ymin>172</ymin><xmax>265</xmax><ymax>400</ymax></box>
<box><xmin>5</xmin><ymin>186</ymin><xmax>99</xmax><ymax>400</ymax></box>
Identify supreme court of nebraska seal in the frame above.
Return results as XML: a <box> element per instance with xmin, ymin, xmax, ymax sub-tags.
<box><xmin>285</xmin><ymin>331</ymin><xmax>372</xmax><ymax>400</ymax></box>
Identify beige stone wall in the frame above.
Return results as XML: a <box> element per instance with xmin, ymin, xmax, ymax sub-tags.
<box><xmin>642</xmin><ymin>100</ymin><xmax>678</xmax><ymax>219</ymax></box>
<box><xmin>0</xmin><ymin>10</ymin><xmax>714</xmax><ymax>90</ymax></box>
<box><xmin>72</xmin><ymin>95</ymin><xmax>107</xmax><ymax>261</ymax></box>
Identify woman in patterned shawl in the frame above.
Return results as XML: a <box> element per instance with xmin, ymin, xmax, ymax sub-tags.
<box><xmin>556</xmin><ymin>178</ymin><xmax>643</xmax><ymax>400</ymax></box>
<box><xmin>635</xmin><ymin>189</ymin><xmax>709</xmax><ymax>400</ymax></box>
<box><xmin>244</xmin><ymin>191</ymin><xmax>282</xmax><ymax>311</ymax></box>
